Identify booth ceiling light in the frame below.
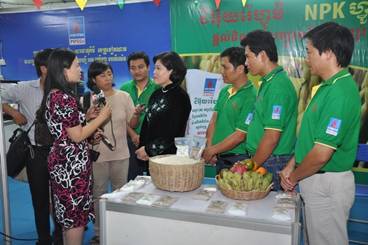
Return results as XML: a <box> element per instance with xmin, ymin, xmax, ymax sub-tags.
<box><xmin>241</xmin><ymin>0</ymin><xmax>247</xmax><ymax>7</ymax></box>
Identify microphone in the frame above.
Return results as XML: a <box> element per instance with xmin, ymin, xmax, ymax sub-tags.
<box><xmin>90</xmin><ymin>86</ymin><xmax>115</xmax><ymax>151</ymax></box>
<box><xmin>91</xmin><ymin>86</ymin><xmax>106</xmax><ymax>107</ymax></box>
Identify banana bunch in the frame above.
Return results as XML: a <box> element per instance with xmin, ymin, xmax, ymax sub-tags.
<box><xmin>218</xmin><ymin>169</ymin><xmax>272</xmax><ymax>192</ymax></box>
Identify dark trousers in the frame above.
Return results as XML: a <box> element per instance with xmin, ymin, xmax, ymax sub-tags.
<box><xmin>127</xmin><ymin>138</ymin><xmax>149</xmax><ymax>181</ymax></box>
<box><xmin>260</xmin><ymin>154</ymin><xmax>292</xmax><ymax>191</ymax></box>
<box><xmin>26</xmin><ymin>146</ymin><xmax>62</xmax><ymax>245</ymax></box>
<box><xmin>216</xmin><ymin>153</ymin><xmax>249</xmax><ymax>174</ymax></box>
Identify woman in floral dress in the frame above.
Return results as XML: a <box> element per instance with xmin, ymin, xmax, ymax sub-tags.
<box><xmin>38</xmin><ymin>49</ymin><xmax>111</xmax><ymax>244</ymax></box>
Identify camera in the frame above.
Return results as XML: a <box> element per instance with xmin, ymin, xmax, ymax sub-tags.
<box><xmin>91</xmin><ymin>86</ymin><xmax>106</xmax><ymax>107</ymax></box>
<box><xmin>90</xmin><ymin>149</ymin><xmax>100</xmax><ymax>162</ymax></box>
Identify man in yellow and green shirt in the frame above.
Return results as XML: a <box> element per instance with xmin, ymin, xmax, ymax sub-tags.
<box><xmin>121</xmin><ymin>52</ymin><xmax>159</xmax><ymax>180</ymax></box>
<box><xmin>203</xmin><ymin>47</ymin><xmax>256</xmax><ymax>173</ymax></box>
<box><xmin>241</xmin><ymin>30</ymin><xmax>298</xmax><ymax>191</ymax></box>
<box><xmin>280</xmin><ymin>22</ymin><xmax>360</xmax><ymax>245</ymax></box>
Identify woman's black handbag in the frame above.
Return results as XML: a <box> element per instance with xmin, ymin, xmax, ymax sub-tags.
<box><xmin>35</xmin><ymin>119</ymin><xmax>53</xmax><ymax>147</ymax></box>
<box><xmin>6</xmin><ymin>123</ymin><xmax>35</xmax><ymax>178</ymax></box>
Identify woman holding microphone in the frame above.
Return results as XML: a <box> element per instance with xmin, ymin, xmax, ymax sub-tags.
<box><xmin>38</xmin><ymin>49</ymin><xmax>111</xmax><ymax>244</ymax></box>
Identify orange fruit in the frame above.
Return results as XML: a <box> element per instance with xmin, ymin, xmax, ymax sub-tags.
<box><xmin>256</xmin><ymin>167</ymin><xmax>267</xmax><ymax>175</ymax></box>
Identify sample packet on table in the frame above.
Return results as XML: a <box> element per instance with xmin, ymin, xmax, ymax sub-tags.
<box><xmin>190</xmin><ymin>136</ymin><xmax>207</xmax><ymax>160</ymax></box>
<box><xmin>226</xmin><ymin>202</ymin><xmax>248</xmax><ymax>216</ymax></box>
<box><xmin>152</xmin><ymin>195</ymin><xmax>179</xmax><ymax>208</ymax></box>
<box><xmin>174</xmin><ymin>136</ymin><xmax>206</xmax><ymax>159</ymax></box>
<box><xmin>136</xmin><ymin>193</ymin><xmax>161</xmax><ymax>206</ymax></box>
<box><xmin>175</xmin><ymin>137</ymin><xmax>190</xmax><ymax>157</ymax></box>
<box><xmin>272</xmin><ymin>192</ymin><xmax>298</xmax><ymax>221</ymax></box>
<box><xmin>272</xmin><ymin>207</ymin><xmax>293</xmax><ymax>221</ymax></box>
<box><xmin>192</xmin><ymin>185</ymin><xmax>217</xmax><ymax>201</ymax></box>
<box><xmin>119</xmin><ymin>180</ymin><xmax>145</xmax><ymax>192</ymax></box>
<box><xmin>121</xmin><ymin>192</ymin><xmax>145</xmax><ymax>204</ymax></box>
<box><xmin>275</xmin><ymin>192</ymin><xmax>297</xmax><ymax>209</ymax></box>
<box><xmin>206</xmin><ymin>200</ymin><xmax>229</xmax><ymax>214</ymax></box>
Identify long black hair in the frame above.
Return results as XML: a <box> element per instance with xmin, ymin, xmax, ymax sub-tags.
<box><xmin>37</xmin><ymin>48</ymin><xmax>78</xmax><ymax>123</ymax></box>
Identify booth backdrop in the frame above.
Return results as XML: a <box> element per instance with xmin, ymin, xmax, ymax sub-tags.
<box><xmin>0</xmin><ymin>0</ymin><xmax>171</xmax><ymax>88</ymax></box>
<box><xmin>0</xmin><ymin>0</ymin><xmax>367</xmax><ymax>173</ymax></box>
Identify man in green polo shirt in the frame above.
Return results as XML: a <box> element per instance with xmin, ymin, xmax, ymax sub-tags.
<box><xmin>203</xmin><ymin>47</ymin><xmax>256</xmax><ymax>173</ymax></box>
<box><xmin>240</xmin><ymin>30</ymin><xmax>297</xmax><ymax>191</ymax></box>
<box><xmin>280</xmin><ymin>22</ymin><xmax>360</xmax><ymax>245</ymax></box>
<box><xmin>121</xmin><ymin>51</ymin><xmax>159</xmax><ymax>180</ymax></box>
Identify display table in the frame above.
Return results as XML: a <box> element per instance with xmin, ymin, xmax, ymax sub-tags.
<box><xmin>99</xmin><ymin>178</ymin><xmax>301</xmax><ymax>245</ymax></box>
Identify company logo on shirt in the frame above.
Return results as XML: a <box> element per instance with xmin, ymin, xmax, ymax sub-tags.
<box><xmin>326</xmin><ymin>118</ymin><xmax>341</xmax><ymax>136</ymax></box>
<box><xmin>203</xmin><ymin>78</ymin><xmax>217</xmax><ymax>96</ymax></box>
<box><xmin>245</xmin><ymin>112</ymin><xmax>253</xmax><ymax>125</ymax></box>
<box><xmin>272</xmin><ymin>105</ymin><xmax>282</xmax><ymax>120</ymax></box>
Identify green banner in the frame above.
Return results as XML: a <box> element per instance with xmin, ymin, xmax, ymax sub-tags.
<box><xmin>171</xmin><ymin>0</ymin><xmax>368</xmax><ymax>172</ymax></box>
<box><xmin>171</xmin><ymin>0</ymin><xmax>367</xmax><ymax>68</ymax></box>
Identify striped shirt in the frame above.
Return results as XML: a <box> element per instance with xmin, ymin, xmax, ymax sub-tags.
<box><xmin>2</xmin><ymin>79</ymin><xmax>43</xmax><ymax>145</ymax></box>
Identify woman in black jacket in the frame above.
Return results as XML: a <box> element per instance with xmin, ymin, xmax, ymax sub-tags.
<box><xmin>135</xmin><ymin>51</ymin><xmax>191</xmax><ymax>163</ymax></box>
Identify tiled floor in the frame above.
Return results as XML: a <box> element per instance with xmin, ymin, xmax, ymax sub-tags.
<box><xmin>0</xmin><ymin>177</ymin><xmax>94</xmax><ymax>244</ymax></box>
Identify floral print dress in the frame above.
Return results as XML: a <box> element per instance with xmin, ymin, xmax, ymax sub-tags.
<box><xmin>46</xmin><ymin>90</ymin><xmax>94</xmax><ymax>229</ymax></box>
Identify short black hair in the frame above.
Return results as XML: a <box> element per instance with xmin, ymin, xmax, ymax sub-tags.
<box><xmin>303</xmin><ymin>22</ymin><xmax>354</xmax><ymax>68</ymax></box>
<box><xmin>240</xmin><ymin>30</ymin><xmax>278</xmax><ymax>62</ymax></box>
<box><xmin>153</xmin><ymin>51</ymin><xmax>187</xmax><ymax>84</ymax></box>
<box><xmin>34</xmin><ymin>48</ymin><xmax>53</xmax><ymax>77</ymax></box>
<box><xmin>127</xmin><ymin>51</ymin><xmax>150</xmax><ymax>68</ymax></box>
<box><xmin>220</xmin><ymin>47</ymin><xmax>248</xmax><ymax>74</ymax></box>
<box><xmin>87</xmin><ymin>61</ymin><xmax>113</xmax><ymax>90</ymax></box>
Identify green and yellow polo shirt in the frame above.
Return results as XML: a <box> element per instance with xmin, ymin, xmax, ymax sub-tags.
<box><xmin>120</xmin><ymin>78</ymin><xmax>159</xmax><ymax>134</ymax></box>
<box><xmin>295</xmin><ymin>69</ymin><xmax>360</xmax><ymax>172</ymax></box>
<box><xmin>246</xmin><ymin>66</ymin><xmax>297</xmax><ymax>155</ymax></box>
<box><xmin>212</xmin><ymin>82</ymin><xmax>256</xmax><ymax>154</ymax></box>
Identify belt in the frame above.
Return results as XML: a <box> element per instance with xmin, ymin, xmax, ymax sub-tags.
<box><xmin>247</xmin><ymin>152</ymin><xmax>291</xmax><ymax>158</ymax></box>
<box><xmin>218</xmin><ymin>153</ymin><xmax>237</xmax><ymax>158</ymax></box>
<box><xmin>218</xmin><ymin>153</ymin><xmax>249</xmax><ymax>158</ymax></box>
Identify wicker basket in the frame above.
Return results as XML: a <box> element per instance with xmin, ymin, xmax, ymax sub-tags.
<box><xmin>149</xmin><ymin>155</ymin><xmax>204</xmax><ymax>192</ymax></box>
<box><xmin>216</xmin><ymin>175</ymin><xmax>273</xmax><ymax>200</ymax></box>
